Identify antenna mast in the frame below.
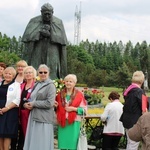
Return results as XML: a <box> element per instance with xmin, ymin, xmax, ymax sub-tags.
<box><xmin>74</xmin><ymin>2</ymin><xmax>81</xmax><ymax>45</ymax></box>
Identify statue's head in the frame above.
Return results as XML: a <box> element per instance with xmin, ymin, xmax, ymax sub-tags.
<box><xmin>41</xmin><ymin>3</ymin><xmax>53</xmax><ymax>22</ymax></box>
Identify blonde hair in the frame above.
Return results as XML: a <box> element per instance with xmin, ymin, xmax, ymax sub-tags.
<box><xmin>16</xmin><ymin>60</ymin><xmax>28</xmax><ymax>67</ymax></box>
<box><xmin>24</xmin><ymin>66</ymin><xmax>37</xmax><ymax>79</ymax></box>
<box><xmin>132</xmin><ymin>71</ymin><xmax>145</xmax><ymax>84</ymax></box>
<box><xmin>64</xmin><ymin>74</ymin><xmax>77</xmax><ymax>84</ymax></box>
<box><xmin>4</xmin><ymin>67</ymin><xmax>16</xmax><ymax>78</ymax></box>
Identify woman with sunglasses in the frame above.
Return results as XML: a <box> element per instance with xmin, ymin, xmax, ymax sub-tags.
<box><xmin>23</xmin><ymin>64</ymin><xmax>56</xmax><ymax>150</ymax></box>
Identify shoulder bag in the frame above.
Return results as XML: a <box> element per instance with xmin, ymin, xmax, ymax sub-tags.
<box><xmin>77</xmin><ymin>109</ymin><xmax>88</xmax><ymax>150</ymax></box>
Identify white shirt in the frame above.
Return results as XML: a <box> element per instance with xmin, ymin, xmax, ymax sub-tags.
<box><xmin>100</xmin><ymin>100</ymin><xmax>124</xmax><ymax>134</ymax></box>
<box><xmin>5</xmin><ymin>81</ymin><xmax>21</xmax><ymax>107</ymax></box>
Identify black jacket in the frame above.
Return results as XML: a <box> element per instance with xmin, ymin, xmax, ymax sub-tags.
<box><xmin>120</xmin><ymin>88</ymin><xmax>144</xmax><ymax>129</ymax></box>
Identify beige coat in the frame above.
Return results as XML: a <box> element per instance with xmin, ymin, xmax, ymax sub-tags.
<box><xmin>128</xmin><ymin>112</ymin><xmax>150</xmax><ymax>150</ymax></box>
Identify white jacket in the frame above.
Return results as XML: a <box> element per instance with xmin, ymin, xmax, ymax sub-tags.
<box><xmin>5</xmin><ymin>81</ymin><xmax>21</xmax><ymax>107</ymax></box>
<box><xmin>100</xmin><ymin>100</ymin><xmax>124</xmax><ymax>135</ymax></box>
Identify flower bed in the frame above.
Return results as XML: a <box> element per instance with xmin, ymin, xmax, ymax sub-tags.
<box><xmin>82</xmin><ymin>87</ymin><xmax>105</xmax><ymax>105</ymax></box>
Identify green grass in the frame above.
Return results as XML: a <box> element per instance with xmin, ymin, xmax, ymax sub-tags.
<box><xmin>84</xmin><ymin>86</ymin><xmax>150</xmax><ymax>115</ymax></box>
<box><xmin>99</xmin><ymin>87</ymin><xmax>124</xmax><ymax>106</ymax></box>
<box><xmin>99</xmin><ymin>86</ymin><xmax>150</xmax><ymax>106</ymax></box>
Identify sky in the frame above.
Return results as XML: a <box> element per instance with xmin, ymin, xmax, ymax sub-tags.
<box><xmin>1</xmin><ymin>0</ymin><xmax>150</xmax><ymax>45</ymax></box>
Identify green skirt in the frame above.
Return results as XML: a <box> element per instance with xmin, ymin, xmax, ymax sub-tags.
<box><xmin>58</xmin><ymin>120</ymin><xmax>81</xmax><ymax>149</ymax></box>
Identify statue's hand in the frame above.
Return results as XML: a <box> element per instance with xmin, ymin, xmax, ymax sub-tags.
<box><xmin>42</xmin><ymin>24</ymin><xmax>50</xmax><ymax>30</ymax></box>
<box><xmin>40</xmin><ymin>29</ymin><xmax>50</xmax><ymax>37</ymax></box>
<box><xmin>40</xmin><ymin>24</ymin><xmax>51</xmax><ymax>37</ymax></box>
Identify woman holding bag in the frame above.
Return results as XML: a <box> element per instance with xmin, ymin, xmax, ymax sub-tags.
<box><xmin>55</xmin><ymin>74</ymin><xmax>87</xmax><ymax>150</ymax></box>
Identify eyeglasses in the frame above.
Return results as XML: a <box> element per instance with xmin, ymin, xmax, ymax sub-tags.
<box><xmin>24</xmin><ymin>72</ymin><xmax>33</xmax><ymax>74</ymax></box>
<box><xmin>39</xmin><ymin>71</ymin><xmax>48</xmax><ymax>74</ymax></box>
<box><xmin>17</xmin><ymin>66</ymin><xmax>26</xmax><ymax>68</ymax></box>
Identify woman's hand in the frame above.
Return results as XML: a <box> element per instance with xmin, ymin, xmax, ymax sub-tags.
<box><xmin>24</xmin><ymin>102</ymin><xmax>33</xmax><ymax>110</ymax></box>
<box><xmin>65</xmin><ymin>106</ymin><xmax>77</xmax><ymax>112</ymax></box>
<box><xmin>54</xmin><ymin>101</ymin><xmax>58</xmax><ymax>107</ymax></box>
<box><xmin>0</xmin><ymin>107</ymin><xmax>9</xmax><ymax>114</ymax></box>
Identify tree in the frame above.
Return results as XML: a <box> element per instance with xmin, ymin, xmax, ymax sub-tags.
<box><xmin>86</xmin><ymin>69</ymin><xmax>107</xmax><ymax>87</ymax></box>
<box><xmin>139</xmin><ymin>41</ymin><xmax>148</xmax><ymax>72</ymax></box>
<box><xmin>116</xmin><ymin>62</ymin><xmax>132</xmax><ymax>88</ymax></box>
<box><xmin>0</xmin><ymin>51</ymin><xmax>20</xmax><ymax>66</ymax></box>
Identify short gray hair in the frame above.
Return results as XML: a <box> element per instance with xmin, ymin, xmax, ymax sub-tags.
<box><xmin>64</xmin><ymin>74</ymin><xmax>77</xmax><ymax>84</ymax></box>
<box><xmin>38</xmin><ymin>64</ymin><xmax>50</xmax><ymax>73</ymax></box>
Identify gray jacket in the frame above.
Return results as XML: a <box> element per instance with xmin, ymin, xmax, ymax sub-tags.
<box><xmin>31</xmin><ymin>78</ymin><xmax>56</xmax><ymax>124</ymax></box>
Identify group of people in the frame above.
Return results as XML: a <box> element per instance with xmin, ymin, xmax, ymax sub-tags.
<box><xmin>0</xmin><ymin>61</ymin><xmax>148</xmax><ymax>150</ymax></box>
<box><xmin>2</xmin><ymin>1</ymin><xmax>148</xmax><ymax>150</ymax></box>
<box><xmin>0</xmin><ymin>60</ymin><xmax>87</xmax><ymax>150</ymax></box>
<box><xmin>100</xmin><ymin>70</ymin><xmax>148</xmax><ymax>150</ymax></box>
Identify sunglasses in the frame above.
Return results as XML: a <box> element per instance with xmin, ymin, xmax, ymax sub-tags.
<box><xmin>39</xmin><ymin>71</ymin><xmax>48</xmax><ymax>74</ymax></box>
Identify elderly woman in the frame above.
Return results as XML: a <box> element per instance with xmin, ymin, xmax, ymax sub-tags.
<box><xmin>11</xmin><ymin>60</ymin><xmax>28</xmax><ymax>150</ymax></box>
<box><xmin>55</xmin><ymin>74</ymin><xmax>87</xmax><ymax>150</ymax></box>
<box><xmin>23</xmin><ymin>64</ymin><xmax>56</xmax><ymax>150</ymax></box>
<box><xmin>120</xmin><ymin>71</ymin><xmax>145</xmax><ymax>150</ymax></box>
<box><xmin>0</xmin><ymin>67</ymin><xmax>21</xmax><ymax>150</ymax></box>
<box><xmin>100</xmin><ymin>91</ymin><xmax>124</xmax><ymax>150</ymax></box>
<box><xmin>20</xmin><ymin>66</ymin><xmax>37</xmax><ymax>136</ymax></box>
<box><xmin>16</xmin><ymin>66</ymin><xmax>37</xmax><ymax>149</ymax></box>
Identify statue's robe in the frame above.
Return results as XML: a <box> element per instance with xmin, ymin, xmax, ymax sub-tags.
<box><xmin>22</xmin><ymin>15</ymin><xmax>67</xmax><ymax>79</ymax></box>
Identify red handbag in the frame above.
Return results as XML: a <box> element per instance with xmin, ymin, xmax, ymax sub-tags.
<box><xmin>20</xmin><ymin>109</ymin><xmax>30</xmax><ymax>136</ymax></box>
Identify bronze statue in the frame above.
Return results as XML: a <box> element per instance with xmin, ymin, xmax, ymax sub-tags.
<box><xmin>22</xmin><ymin>3</ymin><xmax>67</xmax><ymax>79</ymax></box>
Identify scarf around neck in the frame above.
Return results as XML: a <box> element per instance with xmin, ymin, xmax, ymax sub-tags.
<box><xmin>123</xmin><ymin>83</ymin><xmax>140</xmax><ymax>96</ymax></box>
<box><xmin>56</xmin><ymin>88</ymin><xmax>84</xmax><ymax>127</ymax></box>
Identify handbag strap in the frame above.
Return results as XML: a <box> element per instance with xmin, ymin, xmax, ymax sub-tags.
<box><xmin>81</xmin><ymin>108</ymin><xmax>85</xmax><ymax>123</ymax></box>
<box><xmin>80</xmin><ymin>109</ymin><xmax>86</xmax><ymax>134</ymax></box>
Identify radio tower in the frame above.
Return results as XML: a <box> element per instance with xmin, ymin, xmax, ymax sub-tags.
<box><xmin>74</xmin><ymin>2</ymin><xmax>81</xmax><ymax>45</ymax></box>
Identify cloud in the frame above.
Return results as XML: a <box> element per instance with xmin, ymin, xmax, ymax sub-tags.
<box><xmin>80</xmin><ymin>14</ymin><xmax>150</xmax><ymax>44</ymax></box>
<box><xmin>0</xmin><ymin>0</ymin><xmax>39</xmax><ymax>37</ymax></box>
<box><xmin>0</xmin><ymin>0</ymin><xmax>150</xmax><ymax>45</ymax></box>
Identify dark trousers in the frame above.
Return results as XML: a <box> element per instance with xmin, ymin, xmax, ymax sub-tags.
<box><xmin>11</xmin><ymin>124</ymin><xmax>24</xmax><ymax>150</ymax></box>
<box><xmin>102</xmin><ymin>134</ymin><xmax>122</xmax><ymax>150</ymax></box>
